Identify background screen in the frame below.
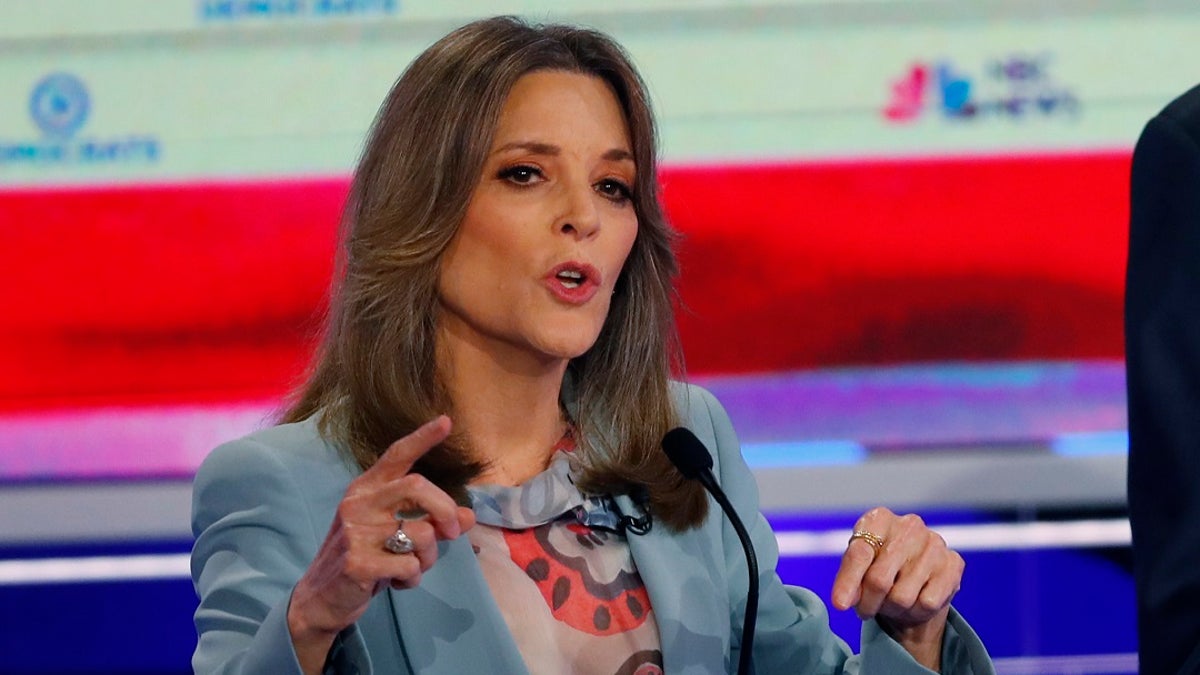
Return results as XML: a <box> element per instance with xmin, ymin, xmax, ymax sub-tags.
<box><xmin>2</xmin><ymin>1</ymin><xmax>1192</xmax><ymax>671</ymax></box>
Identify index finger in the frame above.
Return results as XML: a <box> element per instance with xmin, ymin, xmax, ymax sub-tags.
<box><xmin>831</xmin><ymin>536</ymin><xmax>877</xmax><ymax>612</ymax></box>
<box><xmin>370</xmin><ymin>415</ymin><xmax>453</xmax><ymax>480</ymax></box>
<box><xmin>831</xmin><ymin>508</ymin><xmax>893</xmax><ymax>611</ymax></box>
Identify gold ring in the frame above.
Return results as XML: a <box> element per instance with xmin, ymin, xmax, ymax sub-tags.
<box><xmin>849</xmin><ymin>529</ymin><xmax>885</xmax><ymax>554</ymax></box>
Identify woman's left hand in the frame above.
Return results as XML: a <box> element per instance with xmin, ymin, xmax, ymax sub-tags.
<box><xmin>831</xmin><ymin>506</ymin><xmax>964</xmax><ymax>670</ymax></box>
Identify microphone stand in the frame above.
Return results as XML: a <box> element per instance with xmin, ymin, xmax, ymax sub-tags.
<box><xmin>662</xmin><ymin>427</ymin><xmax>759</xmax><ymax>675</ymax></box>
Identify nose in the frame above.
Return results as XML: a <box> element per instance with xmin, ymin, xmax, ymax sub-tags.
<box><xmin>556</xmin><ymin>179</ymin><xmax>601</xmax><ymax>240</ymax></box>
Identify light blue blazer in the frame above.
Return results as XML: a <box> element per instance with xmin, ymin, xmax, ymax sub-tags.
<box><xmin>191</xmin><ymin>383</ymin><xmax>994</xmax><ymax>674</ymax></box>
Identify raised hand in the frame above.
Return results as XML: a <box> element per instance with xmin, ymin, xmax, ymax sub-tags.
<box><xmin>286</xmin><ymin>416</ymin><xmax>476</xmax><ymax>674</ymax></box>
<box><xmin>831</xmin><ymin>507</ymin><xmax>964</xmax><ymax>670</ymax></box>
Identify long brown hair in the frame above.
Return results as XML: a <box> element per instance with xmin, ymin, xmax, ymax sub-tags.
<box><xmin>284</xmin><ymin>16</ymin><xmax>707</xmax><ymax>531</ymax></box>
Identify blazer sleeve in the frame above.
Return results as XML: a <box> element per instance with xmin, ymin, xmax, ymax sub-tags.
<box><xmin>1126</xmin><ymin>83</ymin><xmax>1200</xmax><ymax>675</ymax></box>
<box><xmin>686</xmin><ymin>384</ymin><xmax>994</xmax><ymax>674</ymax></box>
<box><xmin>190</xmin><ymin>436</ymin><xmax>372</xmax><ymax>675</ymax></box>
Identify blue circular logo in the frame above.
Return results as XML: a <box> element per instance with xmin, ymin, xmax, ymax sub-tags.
<box><xmin>29</xmin><ymin>73</ymin><xmax>90</xmax><ymax>139</ymax></box>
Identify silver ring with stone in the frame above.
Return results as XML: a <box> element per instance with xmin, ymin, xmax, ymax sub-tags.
<box><xmin>384</xmin><ymin>523</ymin><xmax>415</xmax><ymax>555</ymax></box>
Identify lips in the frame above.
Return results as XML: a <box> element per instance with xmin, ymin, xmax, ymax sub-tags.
<box><xmin>544</xmin><ymin>262</ymin><xmax>601</xmax><ymax>304</ymax></box>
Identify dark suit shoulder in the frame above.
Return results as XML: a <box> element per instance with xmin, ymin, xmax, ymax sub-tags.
<box><xmin>1132</xmin><ymin>82</ymin><xmax>1200</xmax><ymax>193</ymax></box>
<box><xmin>1162</xmin><ymin>81</ymin><xmax>1200</xmax><ymax>120</ymax></box>
<box><xmin>1154</xmin><ymin>81</ymin><xmax>1200</xmax><ymax>140</ymax></box>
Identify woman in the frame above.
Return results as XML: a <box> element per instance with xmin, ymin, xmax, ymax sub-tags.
<box><xmin>191</xmin><ymin>16</ymin><xmax>994</xmax><ymax>675</ymax></box>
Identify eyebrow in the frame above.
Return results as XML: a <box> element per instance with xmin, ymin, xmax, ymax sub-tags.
<box><xmin>493</xmin><ymin>141</ymin><xmax>634</xmax><ymax>163</ymax></box>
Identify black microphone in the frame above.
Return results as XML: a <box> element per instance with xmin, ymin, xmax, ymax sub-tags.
<box><xmin>662</xmin><ymin>427</ymin><xmax>758</xmax><ymax>675</ymax></box>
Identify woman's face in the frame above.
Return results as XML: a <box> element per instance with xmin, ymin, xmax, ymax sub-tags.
<box><xmin>437</xmin><ymin>70</ymin><xmax>639</xmax><ymax>367</ymax></box>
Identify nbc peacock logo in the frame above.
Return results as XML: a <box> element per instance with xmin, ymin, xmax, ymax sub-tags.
<box><xmin>883</xmin><ymin>54</ymin><xmax>1080</xmax><ymax>124</ymax></box>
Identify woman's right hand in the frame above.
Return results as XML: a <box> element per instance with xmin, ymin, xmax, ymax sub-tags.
<box><xmin>286</xmin><ymin>416</ymin><xmax>476</xmax><ymax>674</ymax></box>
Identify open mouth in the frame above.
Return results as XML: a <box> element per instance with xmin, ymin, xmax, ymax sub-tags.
<box><xmin>545</xmin><ymin>262</ymin><xmax>601</xmax><ymax>302</ymax></box>
<box><xmin>556</xmin><ymin>269</ymin><xmax>585</xmax><ymax>289</ymax></box>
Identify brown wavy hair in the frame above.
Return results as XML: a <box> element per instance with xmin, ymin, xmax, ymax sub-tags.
<box><xmin>283</xmin><ymin>16</ymin><xmax>707</xmax><ymax>531</ymax></box>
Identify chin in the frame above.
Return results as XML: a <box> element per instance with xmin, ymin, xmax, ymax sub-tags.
<box><xmin>536</xmin><ymin>332</ymin><xmax>603</xmax><ymax>362</ymax></box>
<box><xmin>546</xmin><ymin>342</ymin><xmax>599</xmax><ymax>362</ymax></box>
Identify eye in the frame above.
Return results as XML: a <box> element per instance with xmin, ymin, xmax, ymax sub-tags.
<box><xmin>498</xmin><ymin>164</ymin><xmax>543</xmax><ymax>185</ymax></box>
<box><xmin>595</xmin><ymin>178</ymin><xmax>633</xmax><ymax>204</ymax></box>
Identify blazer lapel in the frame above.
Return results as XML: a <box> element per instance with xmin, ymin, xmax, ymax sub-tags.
<box><xmin>618</xmin><ymin>493</ymin><xmax>734</xmax><ymax>674</ymax></box>
<box><xmin>385</xmin><ymin>495</ymin><xmax>735</xmax><ymax>673</ymax></box>
<box><xmin>387</xmin><ymin>536</ymin><xmax>528</xmax><ymax>674</ymax></box>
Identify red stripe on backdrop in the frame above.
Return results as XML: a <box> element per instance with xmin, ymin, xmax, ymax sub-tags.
<box><xmin>663</xmin><ymin>152</ymin><xmax>1130</xmax><ymax>373</ymax></box>
<box><xmin>0</xmin><ymin>152</ymin><xmax>1130</xmax><ymax>410</ymax></box>
<box><xmin>0</xmin><ymin>180</ymin><xmax>343</xmax><ymax>410</ymax></box>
